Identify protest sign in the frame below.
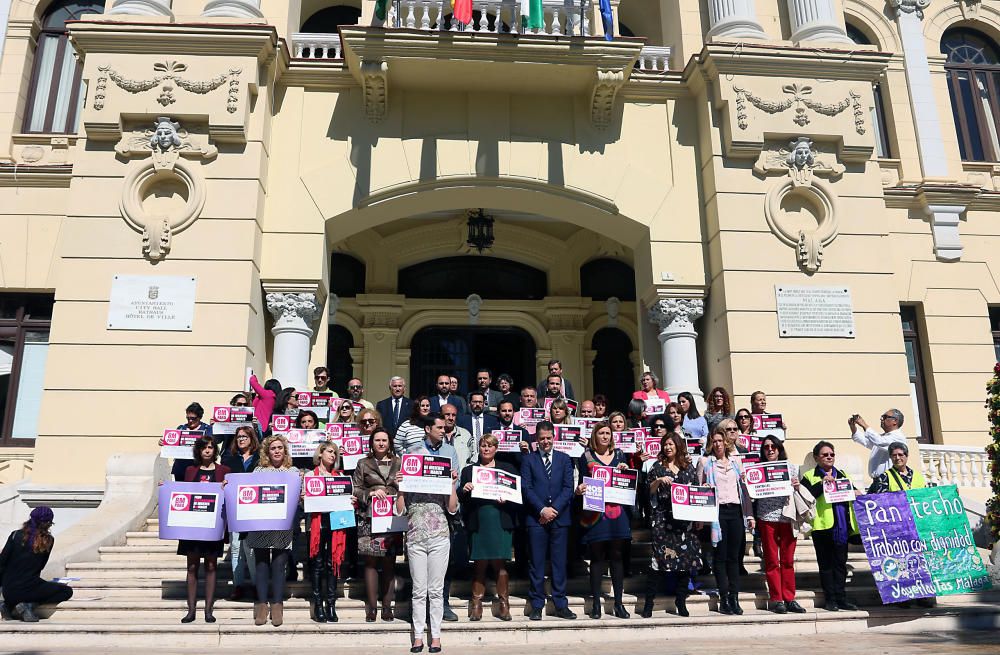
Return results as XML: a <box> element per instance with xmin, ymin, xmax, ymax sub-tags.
<box><xmin>823</xmin><ymin>478</ymin><xmax>856</xmax><ymax>503</ymax></box>
<box><xmin>643</xmin><ymin>398</ymin><xmax>667</xmax><ymax>415</ymax></box>
<box><xmin>284</xmin><ymin>429</ymin><xmax>328</xmax><ymax>458</ymax></box>
<box><xmin>573</xmin><ymin>417</ymin><xmax>603</xmax><ymax>441</ymax></box>
<box><xmin>270</xmin><ymin>415</ymin><xmax>297</xmax><ymax>433</ymax></box>
<box><xmin>590</xmin><ymin>466</ymin><xmax>638</xmax><ymax>506</ymax></box>
<box><xmin>337</xmin><ymin>431</ymin><xmax>369</xmax><ymax>470</ymax></box>
<box><xmin>753</xmin><ymin>414</ymin><xmax>785</xmax><ymax>441</ymax></box>
<box><xmin>552</xmin><ymin>424</ymin><xmax>583</xmax><ymax>458</ymax></box>
<box><xmin>371</xmin><ymin>495</ymin><xmax>408</xmax><ymax>533</ymax></box>
<box><xmin>737</xmin><ymin>433</ymin><xmax>762</xmax><ymax>453</ymax></box>
<box><xmin>582</xmin><ymin>477</ymin><xmax>605</xmax><ymax>512</ymax></box>
<box><xmin>224</xmin><ymin>471</ymin><xmax>301</xmax><ymax>531</ymax></box>
<box><xmin>211</xmin><ymin>406</ymin><xmax>255</xmax><ymax>436</ymax></box>
<box><xmin>160</xmin><ymin>429</ymin><xmax>204</xmax><ymax>459</ymax></box>
<box><xmin>670</xmin><ymin>484</ymin><xmax>718</xmax><ymax>522</ymax></box>
<box><xmin>640</xmin><ymin>435</ymin><xmax>662</xmax><ymax>459</ymax></box>
<box><xmin>516</xmin><ymin>408</ymin><xmax>546</xmax><ymax>435</ymax></box>
<box><xmin>470</xmin><ymin>466</ymin><xmax>522</xmax><ymax>503</ymax></box>
<box><xmin>399</xmin><ymin>454</ymin><xmax>453</xmax><ymax>495</ymax></box>
<box><xmin>613</xmin><ymin>430</ymin><xmax>640</xmax><ymax>454</ymax></box>
<box><xmin>158</xmin><ymin>482</ymin><xmax>225</xmax><ymax>541</ymax></box>
<box><xmin>743</xmin><ymin>461</ymin><xmax>792</xmax><ymax>499</ymax></box>
<box><xmin>303</xmin><ymin>474</ymin><xmax>354</xmax><ymax>513</ymax></box>
<box><xmin>492</xmin><ymin>430</ymin><xmax>524</xmax><ymax>453</ymax></box>
<box><xmin>855</xmin><ymin>491</ymin><xmax>935</xmax><ymax>603</ymax></box>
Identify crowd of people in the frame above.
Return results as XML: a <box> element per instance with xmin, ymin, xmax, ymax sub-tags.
<box><xmin>3</xmin><ymin>362</ymin><xmax>927</xmax><ymax>646</ymax></box>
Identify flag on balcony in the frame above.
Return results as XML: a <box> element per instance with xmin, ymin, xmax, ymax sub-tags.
<box><xmin>599</xmin><ymin>0</ymin><xmax>614</xmax><ymax>41</ymax></box>
<box><xmin>453</xmin><ymin>0</ymin><xmax>473</xmax><ymax>25</ymax></box>
<box><xmin>375</xmin><ymin>0</ymin><xmax>389</xmax><ymax>21</ymax></box>
<box><xmin>521</xmin><ymin>0</ymin><xmax>543</xmax><ymax>31</ymax></box>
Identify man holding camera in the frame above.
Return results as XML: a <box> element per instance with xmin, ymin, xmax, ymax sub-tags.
<box><xmin>849</xmin><ymin>409</ymin><xmax>907</xmax><ymax>478</ymax></box>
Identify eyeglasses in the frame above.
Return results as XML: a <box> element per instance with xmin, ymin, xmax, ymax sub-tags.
<box><xmin>186</xmin><ymin>416</ymin><xmax>199</xmax><ymax>422</ymax></box>
<box><xmin>237</xmin><ymin>435</ymin><xmax>251</xmax><ymax>440</ymax></box>
<box><xmin>724</xmin><ymin>427</ymin><xmax>739</xmax><ymax>432</ymax></box>
<box><xmin>349</xmin><ymin>385</ymin><xmax>363</xmax><ymax>390</ymax></box>
<box><xmin>880</xmin><ymin>414</ymin><xmax>892</xmax><ymax>421</ymax></box>
<box><xmin>361</xmin><ymin>419</ymin><xmax>377</xmax><ymax>425</ymax></box>
<box><xmin>763</xmin><ymin>444</ymin><xmax>777</xmax><ymax>450</ymax></box>
<box><xmin>818</xmin><ymin>452</ymin><xmax>835</xmax><ymax>458</ymax></box>
<box><xmin>653</xmin><ymin>424</ymin><xmax>667</xmax><ymax>430</ymax></box>
<box><xmin>314</xmin><ymin>375</ymin><xmax>328</xmax><ymax>380</ymax></box>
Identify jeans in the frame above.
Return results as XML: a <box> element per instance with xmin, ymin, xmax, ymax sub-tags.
<box><xmin>713</xmin><ymin>504</ymin><xmax>746</xmax><ymax>596</ymax></box>
<box><xmin>408</xmin><ymin>535</ymin><xmax>450</xmax><ymax>640</ymax></box>
<box><xmin>759</xmin><ymin>520</ymin><xmax>797</xmax><ymax>602</ymax></box>
<box><xmin>230</xmin><ymin>532</ymin><xmax>256</xmax><ymax>588</ymax></box>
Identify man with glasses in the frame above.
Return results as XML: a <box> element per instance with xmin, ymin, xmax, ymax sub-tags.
<box><xmin>849</xmin><ymin>409</ymin><xmax>907</xmax><ymax>478</ymax></box>
<box><xmin>376</xmin><ymin>376</ymin><xmax>412</xmax><ymax>437</ymax></box>
<box><xmin>312</xmin><ymin>366</ymin><xmax>339</xmax><ymax>397</ymax></box>
<box><xmin>458</xmin><ymin>392</ymin><xmax>500</xmax><ymax>456</ymax></box>
<box><xmin>430</xmin><ymin>374</ymin><xmax>467</xmax><ymax>416</ymax></box>
<box><xmin>347</xmin><ymin>377</ymin><xmax>374</xmax><ymax>410</ymax></box>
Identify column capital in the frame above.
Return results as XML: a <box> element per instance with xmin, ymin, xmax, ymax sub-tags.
<box><xmin>648</xmin><ymin>298</ymin><xmax>705</xmax><ymax>333</ymax></box>
<box><xmin>201</xmin><ymin>0</ymin><xmax>265</xmax><ymax>19</ymax></box>
<box><xmin>888</xmin><ymin>0</ymin><xmax>932</xmax><ymax>20</ymax></box>
<box><xmin>266</xmin><ymin>292</ymin><xmax>321</xmax><ymax>330</ymax></box>
<box><xmin>108</xmin><ymin>0</ymin><xmax>174</xmax><ymax>18</ymax></box>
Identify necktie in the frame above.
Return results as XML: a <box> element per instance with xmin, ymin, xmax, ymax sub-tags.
<box><xmin>393</xmin><ymin>398</ymin><xmax>400</xmax><ymax>424</ymax></box>
<box><xmin>544</xmin><ymin>453</ymin><xmax>552</xmax><ymax>478</ymax></box>
<box><xmin>474</xmin><ymin>415</ymin><xmax>482</xmax><ymax>440</ymax></box>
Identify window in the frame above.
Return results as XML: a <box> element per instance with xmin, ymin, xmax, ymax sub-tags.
<box><xmin>990</xmin><ymin>307</ymin><xmax>1000</xmax><ymax>362</ymax></box>
<box><xmin>580</xmin><ymin>258</ymin><xmax>636</xmax><ymax>301</ymax></box>
<box><xmin>0</xmin><ymin>294</ymin><xmax>54</xmax><ymax>445</ymax></box>
<box><xmin>591</xmin><ymin>328</ymin><xmax>634</xmax><ymax>414</ymax></box>
<box><xmin>330</xmin><ymin>253</ymin><xmax>366</xmax><ymax>297</ymax></box>
<box><xmin>941</xmin><ymin>28</ymin><xmax>1000</xmax><ymax>162</ymax></box>
<box><xmin>23</xmin><ymin>0</ymin><xmax>105</xmax><ymax>134</ymax></box>
<box><xmin>398</xmin><ymin>257</ymin><xmax>547</xmax><ymax>300</ymax></box>
<box><xmin>900</xmin><ymin>306</ymin><xmax>933</xmax><ymax>444</ymax></box>
<box><xmin>846</xmin><ymin>23</ymin><xmax>892</xmax><ymax>158</ymax></box>
<box><xmin>326</xmin><ymin>325</ymin><xmax>354</xmax><ymax>397</ymax></box>
<box><xmin>301</xmin><ymin>5</ymin><xmax>361</xmax><ymax>32</ymax></box>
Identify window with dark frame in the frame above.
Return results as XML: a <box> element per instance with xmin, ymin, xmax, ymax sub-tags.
<box><xmin>846</xmin><ymin>22</ymin><xmax>892</xmax><ymax>158</ymax></box>
<box><xmin>900</xmin><ymin>306</ymin><xmax>933</xmax><ymax>444</ymax></box>
<box><xmin>941</xmin><ymin>28</ymin><xmax>1000</xmax><ymax>162</ymax></box>
<box><xmin>989</xmin><ymin>307</ymin><xmax>1000</xmax><ymax>362</ymax></box>
<box><xmin>22</xmin><ymin>0</ymin><xmax>105</xmax><ymax>135</ymax></box>
<box><xmin>0</xmin><ymin>294</ymin><xmax>54</xmax><ymax>446</ymax></box>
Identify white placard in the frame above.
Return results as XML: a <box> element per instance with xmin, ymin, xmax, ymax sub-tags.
<box><xmin>469</xmin><ymin>466</ymin><xmax>522</xmax><ymax>504</ymax></box>
<box><xmin>108</xmin><ymin>275</ymin><xmax>196</xmax><ymax>331</ymax></box>
<box><xmin>371</xmin><ymin>496</ymin><xmax>408</xmax><ymax>533</ymax></box>
<box><xmin>775</xmin><ymin>286</ymin><xmax>855</xmax><ymax>338</ymax></box>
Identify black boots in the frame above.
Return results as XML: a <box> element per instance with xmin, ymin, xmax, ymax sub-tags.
<box><xmin>14</xmin><ymin>603</ymin><xmax>39</xmax><ymax>623</ymax></box>
<box><xmin>310</xmin><ymin>558</ymin><xmax>327</xmax><ymax>623</ymax></box>
<box><xmin>729</xmin><ymin>592</ymin><xmax>744</xmax><ymax>616</ymax></box>
<box><xmin>326</xmin><ymin>573</ymin><xmax>339</xmax><ymax>623</ymax></box>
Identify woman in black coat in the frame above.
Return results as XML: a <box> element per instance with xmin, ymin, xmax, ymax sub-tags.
<box><xmin>0</xmin><ymin>507</ymin><xmax>73</xmax><ymax>622</ymax></box>
<box><xmin>458</xmin><ymin>434</ymin><xmax>520</xmax><ymax>622</ymax></box>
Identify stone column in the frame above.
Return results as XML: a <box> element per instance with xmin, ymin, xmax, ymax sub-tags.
<box><xmin>787</xmin><ymin>0</ymin><xmax>852</xmax><ymax>44</ymax></box>
<box><xmin>648</xmin><ymin>298</ymin><xmax>705</xmax><ymax>408</ymax></box>
<box><xmin>707</xmin><ymin>0</ymin><xmax>767</xmax><ymax>40</ymax></box>
<box><xmin>266</xmin><ymin>292</ymin><xmax>321</xmax><ymax>389</ymax></box>
<box><xmin>108</xmin><ymin>0</ymin><xmax>173</xmax><ymax>17</ymax></box>
<box><xmin>201</xmin><ymin>0</ymin><xmax>264</xmax><ymax>19</ymax></box>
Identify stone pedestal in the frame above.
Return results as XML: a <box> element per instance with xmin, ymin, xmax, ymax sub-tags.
<box><xmin>648</xmin><ymin>298</ymin><xmax>705</xmax><ymax>408</ymax></box>
<box><xmin>266</xmin><ymin>292</ymin><xmax>321</xmax><ymax>389</ymax></box>
<box><xmin>787</xmin><ymin>0</ymin><xmax>852</xmax><ymax>43</ymax></box>
<box><xmin>707</xmin><ymin>0</ymin><xmax>766</xmax><ymax>40</ymax></box>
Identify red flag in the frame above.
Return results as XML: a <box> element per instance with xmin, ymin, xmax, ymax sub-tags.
<box><xmin>452</xmin><ymin>0</ymin><xmax>473</xmax><ymax>25</ymax></box>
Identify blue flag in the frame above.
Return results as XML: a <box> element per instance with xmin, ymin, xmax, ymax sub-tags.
<box><xmin>600</xmin><ymin>0</ymin><xmax>614</xmax><ymax>41</ymax></box>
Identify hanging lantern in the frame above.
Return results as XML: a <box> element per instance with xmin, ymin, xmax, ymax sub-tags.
<box><xmin>466</xmin><ymin>208</ymin><xmax>495</xmax><ymax>254</ymax></box>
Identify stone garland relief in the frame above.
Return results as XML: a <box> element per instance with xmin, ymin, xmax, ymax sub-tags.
<box><xmin>733</xmin><ymin>82</ymin><xmax>865</xmax><ymax>134</ymax></box>
<box><xmin>93</xmin><ymin>60</ymin><xmax>242</xmax><ymax>113</ymax></box>
<box><xmin>754</xmin><ymin>137</ymin><xmax>844</xmax><ymax>274</ymax></box>
<box><xmin>116</xmin><ymin>117</ymin><xmax>216</xmax><ymax>260</ymax></box>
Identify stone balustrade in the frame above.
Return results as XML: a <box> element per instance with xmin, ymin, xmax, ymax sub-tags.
<box><xmin>919</xmin><ymin>444</ymin><xmax>991</xmax><ymax>488</ymax></box>
<box><xmin>292</xmin><ymin>33</ymin><xmax>344</xmax><ymax>59</ymax></box>
<box><xmin>386</xmin><ymin>0</ymin><xmax>592</xmax><ymax>37</ymax></box>
<box><xmin>637</xmin><ymin>46</ymin><xmax>671</xmax><ymax>72</ymax></box>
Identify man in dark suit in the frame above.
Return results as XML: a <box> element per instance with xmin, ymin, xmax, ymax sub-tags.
<box><xmin>535</xmin><ymin>359</ymin><xmax>575</xmax><ymax>402</ymax></box>
<box><xmin>430</xmin><ymin>373</ymin><xmax>467</xmax><ymax>415</ymax></box>
<box><xmin>470</xmin><ymin>368</ymin><xmax>504</xmax><ymax>415</ymax></box>
<box><xmin>458</xmin><ymin>391</ymin><xmax>500</xmax><ymax>445</ymax></box>
<box><xmin>520</xmin><ymin>421</ymin><xmax>577</xmax><ymax>621</ymax></box>
<box><xmin>374</xmin><ymin>376</ymin><xmax>412</xmax><ymax>437</ymax></box>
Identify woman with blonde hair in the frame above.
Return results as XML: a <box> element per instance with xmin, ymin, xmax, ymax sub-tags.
<box><xmin>246</xmin><ymin>434</ymin><xmax>300</xmax><ymax>627</ymax></box>
<box><xmin>333</xmin><ymin>399</ymin><xmax>359</xmax><ymax>425</ymax></box>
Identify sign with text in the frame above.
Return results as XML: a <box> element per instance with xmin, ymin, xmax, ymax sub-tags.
<box><xmin>160</xmin><ymin>429</ymin><xmax>204</xmax><ymax>459</ymax></box>
<box><xmin>731</xmin><ymin>452</ymin><xmax>762</xmax><ymax>468</ymax></box>
<box><xmin>516</xmin><ymin>408</ymin><xmax>547</xmax><ymax>435</ymax></box>
<box><xmin>270</xmin><ymin>415</ymin><xmax>297</xmax><ymax>433</ymax></box>
<box><xmin>399</xmin><ymin>454</ymin><xmax>453</xmax><ymax>495</ymax></box>
<box><xmin>552</xmin><ymin>424</ymin><xmax>584</xmax><ymax>458</ymax></box>
<box><xmin>470</xmin><ymin>466</ymin><xmax>522</xmax><ymax>504</ymax></box>
<box><xmin>744</xmin><ymin>461</ymin><xmax>793</xmax><ymax>499</ymax></box>
<box><xmin>371</xmin><ymin>495</ymin><xmax>408</xmax><ymax>533</ymax></box>
<box><xmin>752</xmin><ymin>413</ymin><xmax>786</xmax><ymax>442</ymax></box>
<box><xmin>582</xmin><ymin>477</ymin><xmax>605</xmax><ymax>513</ymax></box>
<box><xmin>670</xmin><ymin>484</ymin><xmax>718</xmax><ymax>522</ymax></box>
<box><xmin>823</xmin><ymin>478</ymin><xmax>857</xmax><ymax>503</ymax></box>
<box><xmin>643</xmin><ymin>397</ymin><xmax>667</xmax><ymax>415</ymax></box>
<box><xmin>613</xmin><ymin>430</ymin><xmax>641</xmax><ymax>454</ymax></box>
<box><xmin>303</xmin><ymin>474</ymin><xmax>354</xmax><ymax>513</ymax></box>
<box><xmin>590</xmin><ymin>466</ymin><xmax>638</xmax><ymax>506</ymax></box>
<box><xmin>775</xmin><ymin>285</ymin><xmax>855</xmax><ymax>338</ymax></box>
<box><xmin>737</xmin><ymin>433</ymin><xmax>763</xmax><ymax>453</ymax></box>
<box><xmin>572</xmin><ymin>417</ymin><xmax>603</xmax><ymax>441</ymax></box>
<box><xmin>223</xmin><ymin>471</ymin><xmax>301</xmax><ymax>532</ymax></box>
<box><xmin>855</xmin><ymin>491</ymin><xmax>935</xmax><ymax>603</ymax></box>
<box><xmin>639</xmin><ymin>435</ymin><xmax>662</xmax><ymax>459</ymax></box>
<box><xmin>335</xmin><ymin>431</ymin><xmax>369</xmax><ymax>470</ymax></box>
<box><xmin>158</xmin><ymin>482</ymin><xmax>225</xmax><ymax>541</ymax></box>
<box><xmin>284</xmin><ymin>429</ymin><xmax>328</xmax><ymax>458</ymax></box>
<box><xmin>212</xmin><ymin>406</ymin><xmax>255</xmax><ymax>436</ymax></box>
<box><xmin>297</xmin><ymin>392</ymin><xmax>335</xmax><ymax>408</ymax></box>
<box><xmin>107</xmin><ymin>274</ymin><xmax>196</xmax><ymax>331</ymax></box>
<box><xmin>492</xmin><ymin>429</ymin><xmax>524</xmax><ymax>453</ymax></box>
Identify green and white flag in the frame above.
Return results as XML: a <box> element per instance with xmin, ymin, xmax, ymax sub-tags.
<box><xmin>521</xmin><ymin>0</ymin><xmax>543</xmax><ymax>30</ymax></box>
<box><xmin>375</xmin><ymin>0</ymin><xmax>390</xmax><ymax>21</ymax></box>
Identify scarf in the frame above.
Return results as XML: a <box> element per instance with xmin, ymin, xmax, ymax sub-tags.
<box><xmin>829</xmin><ymin>466</ymin><xmax>849</xmax><ymax>545</ymax></box>
<box><xmin>307</xmin><ymin>466</ymin><xmax>347</xmax><ymax>576</ymax></box>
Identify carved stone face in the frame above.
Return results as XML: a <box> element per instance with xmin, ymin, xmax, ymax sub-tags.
<box><xmin>155</xmin><ymin>125</ymin><xmax>175</xmax><ymax>149</ymax></box>
<box><xmin>792</xmin><ymin>141</ymin><xmax>811</xmax><ymax>168</ymax></box>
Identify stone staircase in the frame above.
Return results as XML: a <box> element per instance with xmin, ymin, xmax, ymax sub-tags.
<box><xmin>2</xmin><ymin>512</ymin><xmax>999</xmax><ymax>648</ymax></box>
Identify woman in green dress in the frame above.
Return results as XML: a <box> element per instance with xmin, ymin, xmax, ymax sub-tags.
<box><xmin>458</xmin><ymin>434</ymin><xmax>519</xmax><ymax>621</ymax></box>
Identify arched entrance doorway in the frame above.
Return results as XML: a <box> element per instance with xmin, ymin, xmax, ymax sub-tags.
<box><xmin>409</xmin><ymin>326</ymin><xmax>536</xmax><ymax>398</ymax></box>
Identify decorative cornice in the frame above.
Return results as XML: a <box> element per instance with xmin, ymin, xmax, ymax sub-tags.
<box><xmin>68</xmin><ymin>20</ymin><xmax>278</xmax><ymax>60</ymax></box>
<box><xmin>648</xmin><ymin>298</ymin><xmax>705</xmax><ymax>333</ymax></box>
<box><xmin>693</xmin><ymin>42</ymin><xmax>891</xmax><ymax>82</ymax></box>
<box><xmin>0</xmin><ymin>163</ymin><xmax>73</xmax><ymax>187</ymax></box>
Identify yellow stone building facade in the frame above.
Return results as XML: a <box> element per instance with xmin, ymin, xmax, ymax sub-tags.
<box><xmin>0</xmin><ymin>0</ymin><xmax>998</xmax><ymax>523</ymax></box>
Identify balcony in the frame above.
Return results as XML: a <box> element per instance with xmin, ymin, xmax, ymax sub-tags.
<box><xmin>384</xmin><ymin>0</ymin><xmax>592</xmax><ymax>36</ymax></box>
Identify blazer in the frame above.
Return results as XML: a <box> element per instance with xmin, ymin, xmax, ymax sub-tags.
<box><xmin>468</xmin><ymin>388</ymin><xmax>504</xmax><ymax>414</ymax></box>
<box><xmin>170</xmin><ymin>421</ymin><xmax>215</xmax><ymax>481</ymax></box>
<box><xmin>457</xmin><ymin>413</ymin><xmax>501</xmax><ymax>439</ymax></box>
<box><xmin>520</xmin><ymin>448</ymin><xmax>574</xmax><ymax>528</ymax></box>
<box><xmin>183</xmin><ymin>464</ymin><xmax>231</xmax><ymax>483</ymax></box>
<box><xmin>458</xmin><ymin>460</ymin><xmax>521</xmax><ymax>533</ymax></box>
<box><xmin>430</xmin><ymin>394</ymin><xmax>467</xmax><ymax>416</ymax></box>
<box><xmin>221</xmin><ymin>451</ymin><xmax>259</xmax><ymax>473</ymax></box>
<box><xmin>352</xmin><ymin>455</ymin><xmax>401</xmax><ymax>509</ymax></box>
<box><xmin>535</xmin><ymin>378</ymin><xmax>575</xmax><ymax>402</ymax></box>
<box><xmin>375</xmin><ymin>396</ymin><xmax>414</xmax><ymax>437</ymax></box>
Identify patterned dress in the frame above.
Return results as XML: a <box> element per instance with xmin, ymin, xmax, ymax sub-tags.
<box><xmin>648</xmin><ymin>462</ymin><xmax>702</xmax><ymax>572</ymax></box>
<box><xmin>244</xmin><ymin>465</ymin><xmax>300</xmax><ymax>550</ymax></box>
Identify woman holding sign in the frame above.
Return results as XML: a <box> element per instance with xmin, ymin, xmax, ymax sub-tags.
<box><xmin>458</xmin><ymin>434</ymin><xmax>519</xmax><ymax>621</ymax></box>
<box><xmin>697</xmin><ymin>426</ymin><xmax>754</xmax><ymax>615</ymax></box>
<box><xmin>222</xmin><ymin>425</ymin><xmax>260</xmax><ymax>601</ymax></box>
<box><xmin>246</xmin><ymin>434</ymin><xmax>301</xmax><ymax>627</ymax></box>
<box><xmin>305</xmin><ymin>441</ymin><xmax>356</xmax><ymax>623</ymax></box>
<box><xmin>353</xmin><ymin>427</ymin><xmax>402</xmax><ymax>623</ymax></box>
<box><xmin>754</xmin><ymin>436</ymin><xmax>805</xmax><ymax>614</ymax></box>
<box><xmin>642</xmin><ymin>431</ymin><xmax>701</xmax><ymax>618</ymax></box>
<box><xmin>575</xmin><ymin>422</ymin><xmax>633</xmax><ymax>619</ymax></box>
<box><xmin>801</xmin><ymin>441</ymin><xmax>859</xmax><ymax>612</ymax></box>
<box><xmin>178</xmin><ymin>437</ymin><xmax>231</xmax><ymax>623</ymax></box>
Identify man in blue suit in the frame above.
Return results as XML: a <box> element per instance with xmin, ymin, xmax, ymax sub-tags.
<box><xmin>374</xmin><ymin>376</ymin><xmax>412</xmax><ymax>438</ymax></box>
<box><xmin>457</xmin><ymin>391</ymin><xmax>500</xmax><ymax>444</ymax></box>
<box><xmin>520</xmin><ymin>421</ymin><xmax>577</xmax><ymax>621</ymax></box>
<box><xmin>430</xmin><ymin>374</ymin><xmax>467</xmax><ymax>416</ymax></box>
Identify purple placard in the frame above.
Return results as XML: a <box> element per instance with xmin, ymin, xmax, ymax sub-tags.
<box><xmin>158</xmin><ymin>481</ymin><xmax>226</xmax><ymax>541</ymax></box>
<box><xmin>223</xmin><ymin>471</ymin><xmax>301</xmax><ymax>532</ymax></box>
<box><xmin>855</xmin><ymin>492</ymin><xmax>935</xmax><ymax>603</ymax></box>
<box><xmin>582</xmin><ymin>476</ymin><xmax>605</xmax><ymax>512</ymax></box>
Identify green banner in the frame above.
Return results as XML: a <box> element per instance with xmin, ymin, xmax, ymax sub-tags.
<box><xmin>907</xmin><ymin>486</ymin><xmax>991</xmax><ymax>596</ymax></box>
